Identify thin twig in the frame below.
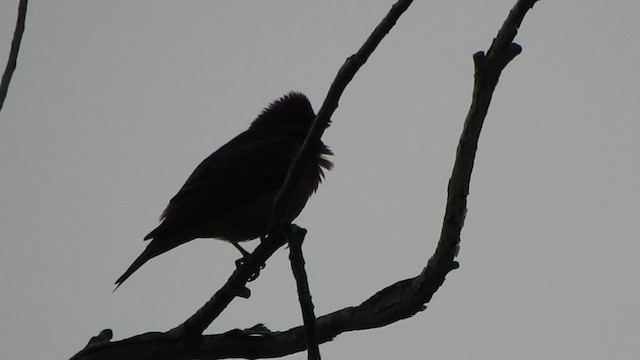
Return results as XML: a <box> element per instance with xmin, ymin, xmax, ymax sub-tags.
<box><xmin>0</xmin><ymin>0</ymin><xmax>28</xmax><ymax>113</ymax></box>
<box><xmin>423</xmin><ymin>0</ymin><xmax>538</xmax><ymax>275</ymax></box>
<box><xmin>287</xmin><ymin>226</ymin><xmax>320</xmax><ymax>360</ymax></box>
<box><xmin>267</xmin><ymin>0</ymin><xmax>414</xmax><ymax>236</ymax></box>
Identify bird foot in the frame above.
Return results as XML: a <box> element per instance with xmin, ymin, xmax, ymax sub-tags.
<box><xmin>234</xmin><ymin>257</ymin><xmax>265</xmax><ymax>282</ymax></box>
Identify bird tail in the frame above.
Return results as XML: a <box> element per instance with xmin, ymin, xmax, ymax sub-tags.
<box><xmin>113</xmin><ymin>244</ymin><xmax>158</xmax><ymax>291</ymax></box>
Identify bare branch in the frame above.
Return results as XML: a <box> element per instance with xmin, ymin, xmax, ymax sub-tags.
<box><xmin>287</xmin><ymin>226</ymin><xmax>320</xmax><ymax>360</ymax></box>
<box><xmin>270</xmin><ymin>0</ymin><xmax>413</xmax><ymax>230</ymax></box>
<box><xmin>0</xmin><ymin>0</ymin><xmax>28</xmax><ymax>113</ymax></box>
<box><xmin>412</xmin><ymin>0</ymin><xmax>539</xmax><ymax>304</ymax></box>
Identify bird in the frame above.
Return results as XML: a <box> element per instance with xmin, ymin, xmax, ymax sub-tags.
<box><xmin>115</xmin><ymin>92</ymin><xmax>332</xmax><ymax>288</ymax></box>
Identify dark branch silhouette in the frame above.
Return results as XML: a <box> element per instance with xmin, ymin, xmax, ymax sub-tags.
<box><xmin>0</xmin><ymin>0</ymin><xmax>28</xmax><ymax>113</ymax></box>
<box><xmin>287</xmin><ymin>226</ymin><xmax>320</xmax><ymax>360</ymax></box>
<box><xmin>70</xmin><ymin>0</ymin><xmax>541</xmax><ymax>358</ymax></box>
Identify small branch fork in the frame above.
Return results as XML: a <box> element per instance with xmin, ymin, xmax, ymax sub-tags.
<box><xmin>70</xmin><ymin>0</ymin><xmax>540</xmax><ymax>359</ymax></box>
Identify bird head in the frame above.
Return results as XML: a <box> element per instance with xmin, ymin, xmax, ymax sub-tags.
<box><xmin>249</xmin><ymin>92</ymin><xmax>318</xmax><ymax>140</ymax></box>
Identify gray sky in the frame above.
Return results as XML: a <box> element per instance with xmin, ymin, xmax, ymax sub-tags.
<box><xmin>1</xmin><ymin>1</ymin><xmax>639</xmax><ymax>359</ymax></box>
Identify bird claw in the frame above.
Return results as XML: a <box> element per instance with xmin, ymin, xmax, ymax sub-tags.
<box><xmin>235</xmin><ymin>257</ymin><xmax>266</xmax><ymax>282</ymax></box>
<box><xmin>248</xmin><ymin>269</ymin><xmax>261</xmax><ymax>282</ymax></box>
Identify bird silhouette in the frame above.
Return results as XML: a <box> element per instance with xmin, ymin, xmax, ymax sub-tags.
<box><xmin>115</xmin><ymin>92</ymin><xmax>332</xmax><ymax>288</ymax></box>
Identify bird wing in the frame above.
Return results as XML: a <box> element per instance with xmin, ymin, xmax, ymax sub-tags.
<box><xmin>150</xmin><ymin>134</ymin><xmax>302</xmax><ymax>234</ymax></box>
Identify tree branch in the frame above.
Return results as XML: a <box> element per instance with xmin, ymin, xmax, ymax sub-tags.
<box><xmin>267</xmin><ymin>0</ymin><xmax>414</xmax><ymax>234</ymax></box>
<box><xmin>412</xmin><ymin>0</ymin><xmax>539</xmax><ymax>298</ymax></box>
<box><xmin>0</xmin><ymin>0</ymin><xmax>28</xmax><ymax>113</ymax></box>
<box><xmin>287</xmin><ymin>226</ymin><xmax>320</xmax><ymax>360</ymax></box>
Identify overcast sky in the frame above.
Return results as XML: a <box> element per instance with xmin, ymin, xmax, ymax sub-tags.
<box><xmin>1</xmin><ymin>1</ymin><xmax>639</xmax><ymax>359</ymax></box>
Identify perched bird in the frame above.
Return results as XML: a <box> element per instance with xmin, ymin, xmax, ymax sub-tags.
<box><xmin>115</xmin><ymin>92</ymin><xmax>332</xmax><ymax>287</ymax></box>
